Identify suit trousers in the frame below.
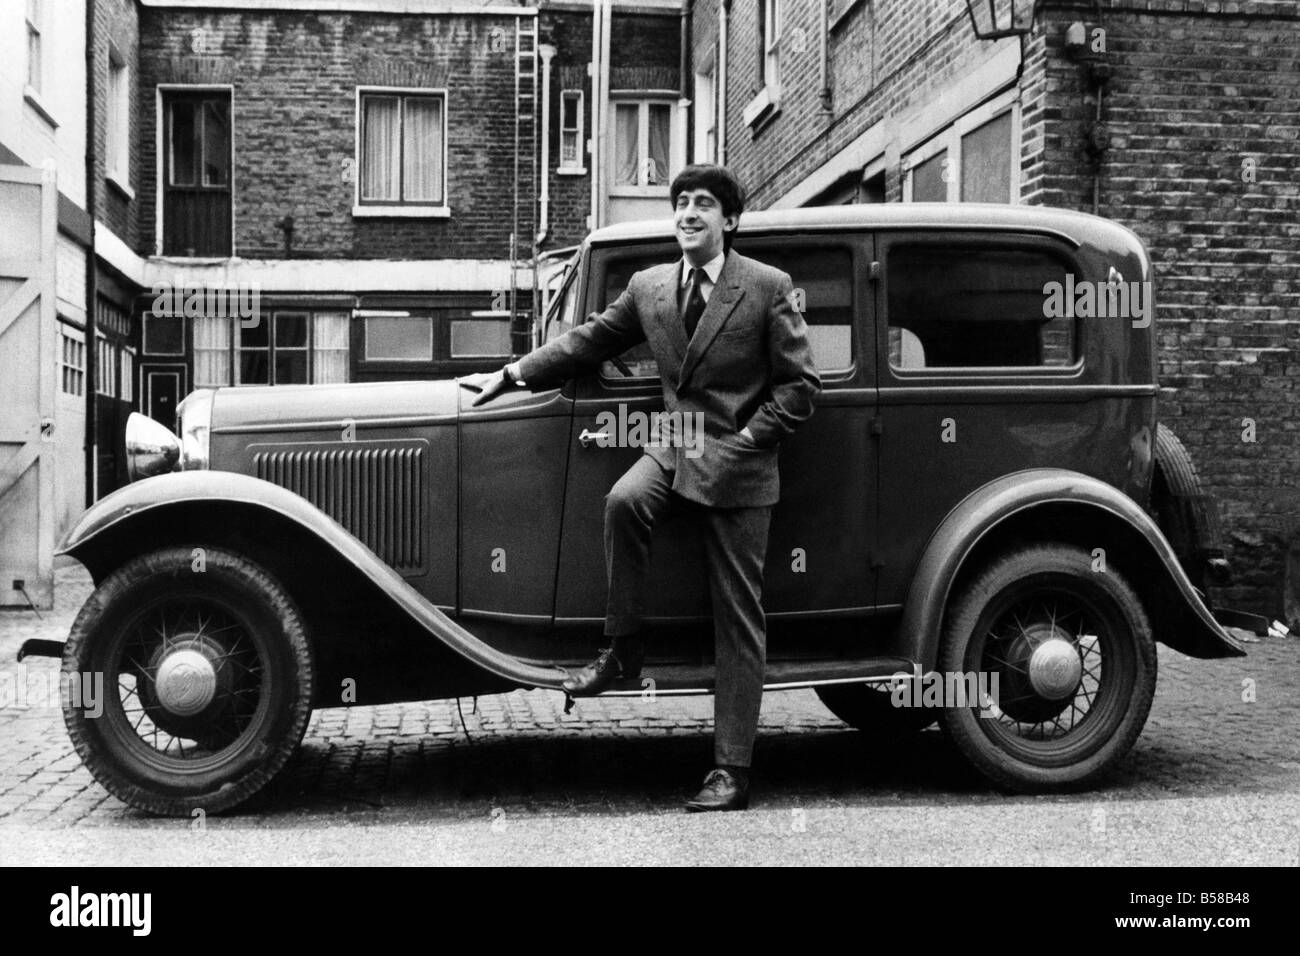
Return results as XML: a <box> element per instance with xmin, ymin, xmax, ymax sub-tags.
<box><xmin>603</xmin><ymin>454</ymin><xmax>772</xmax><ymax>767</ymax></box>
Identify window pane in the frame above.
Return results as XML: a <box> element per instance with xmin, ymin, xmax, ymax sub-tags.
<box><xmin>614</xmin><ymin>104</ymin><xmax>638</xmax><ymax>185</ymax></box>
<box><xmin>193</xmin><ymin>316</ymin><xmax>231</xmax><ymax>387</ymax></box>
<box><xmin>362</xmin><ymin>97</ymin><xmax>401</xmax><ymax>201</ymax></box>
<box><xmin>170</xmin><ymin>101</ymin><xmax>196</xmax><ymax>186</ymax></box>
<box><xmin>240</xmin><ymin>351</ymin><xmax>269</xmax><ymax>385</ymax></box>
<box><xmin>241</xmin><ymin>316</ymin><xmax>269</xmax><ymax>348</ymax></box>
<box><xmin>887</xmin><ymin>245</ymin><xmax>1074</xmax><ymax>368</ymax></box>
<box><xmin>275</xmin><ymin>352</ymin><xmax>309</xmax><ymax>384</ymax></box>
<box><xmin>647</xmin><ymin>104</ymin><xmax>671</xmax><ymax>185</ymax></box>
<box><xmin>143</xmin><ymin>314</ymin><xmax>184</xmax><ymax>355</ymax></box>
<box><xmin>403</xmin><ymin>97</ymin><xmax>443</xmax><ymax>202</ymax></box>
<box><xmin>449</xmin><ymin>319</ymin><xmax>511</xmax><ymax>357</ymax></box>
<box><xmin>275</xmin><ymin>313</ymin><xmax>308</xmax><ymax>347</ymax></box>
<box><xmin>312</xmin><ymin>312</ymin><xmax>350</xmax><ymax>384</ymax></box>
<box><xmin>364</xmin><ymin>315</ymin><xmax>432</xmax><ymax>361</ymax></box>
<box><xmin>741</xmin><ymin>244</ymin><xmax>854</xmax><ymax>372</ymax></box>
<box><xmin>202</xmin><ymin>100</ymin><xmax>230</xmax><ymax>186</ymax></box>
<box><xmin>910</xmin><ymin>149</ymin><xmax>948</xmax><ymax>202</ymax></box>
<box><xmin>961</xmin><ymin>110</ymin><xmax>1012</xmax><ymax>203</ymax></box>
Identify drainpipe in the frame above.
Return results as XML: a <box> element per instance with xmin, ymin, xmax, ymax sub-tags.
<box><xmin>537</xmin><ymin>43</ymin><xmax>555</xmax><ymax>246</ymax></box>
<box><xmin>589</xmin><ymin>0</ymin><xmax>603</xmax><ymax>230</ymax></box>
<box><xmin>597</xmin><ymin>0</ymin><xmax>612</xmax><ymax>227</ymax></box>
<box><xmin>818</xmin><ymin>0</ymin><xmax>832</xmax><ymax>113</ymax></box>
<box><xmin>718</xmin><ymin>0</ymin><xmax>729</xmax><ymax>164</ymax></box>
<box><xmin>84</xmin><ymin>0</ymin><xmax>98</xmax><ymax>506</ymax></box>
<box><xmin>680</xmin><ymin>0</ymin><xmax>692</xmax><ymax>160</ymax></box>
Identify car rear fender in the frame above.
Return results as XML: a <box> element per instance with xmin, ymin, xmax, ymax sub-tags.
<box><xmin>900</xmin><ymin>468</ymin><xmax>1247</xmax><ymax>668</ymax></box>
<box><xmin>58</xmin><ymin>471</ymin><xmax>570</xmax><ymax>690</ymax></box>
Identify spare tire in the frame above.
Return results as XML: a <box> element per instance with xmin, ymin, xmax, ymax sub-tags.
<box><xmin>1151</xmin><ymin>423</ymin><xmax>1230</xmax><ymax>591</ymax></box>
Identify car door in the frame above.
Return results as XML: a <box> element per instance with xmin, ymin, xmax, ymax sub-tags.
<box><xmin>553</xmin><ymin>233</ymin><xmax>878</xmax><ymax>638</ymax></box>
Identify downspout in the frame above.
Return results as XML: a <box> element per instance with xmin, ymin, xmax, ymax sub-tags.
<box><xmin>597</xmin><ymin>0</ymin><xmax>612</xmax><ymax>228</ymax></box>
<box><xmin>818</xmin><ymin>0</ymin><xmax>832</xmax><ymax>113</ymax></box>
<box><xmin>537</xmin><ymin>43</ymin><xmax>555</xmax><ymax>246</ymax></box>
<box><xmin>84</xmin><ymin>0</ymin><xmax>98</xmax><ymax>507</ymax></box>
<box><xmin>680</xmin><ymin>0</ymin><xmax>692</xmax><ymax>161</ymax></box>
<box><xmin>718</xmin><ymin>0</ymin><xmax>729</xmax><ymax>164</ymax></box>
<box><xmin>589</xmin><ymin>0</ymin><xmax>602</xmax><ymax>230</ymax></box>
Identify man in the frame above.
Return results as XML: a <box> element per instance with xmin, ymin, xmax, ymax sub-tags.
<box><xmin>469</xmin><ymin>164</ymin><xmax>820</xmax><ymax>811</ymax></box>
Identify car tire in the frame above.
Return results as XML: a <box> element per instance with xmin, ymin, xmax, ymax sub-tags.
<box><xmin>938</xmin><ymin>544</ymin><xmax>1155</xmax><ymax>792</ymax></box>
<box><xmin>815</xmin><ymin>683</ymin><xmax>938</xmax><ymax>733</ymax></box>
<box><xmin>1152</xmin><ymin>422</ymin><xmax>1228</xmax><ymax>589</ymax></box>
<box><xmin>62</xmin><ymin>546</ymin><xmax>314</xmax><ymax>816</ymax></box>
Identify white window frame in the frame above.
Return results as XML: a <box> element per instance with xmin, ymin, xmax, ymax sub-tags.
<box><xmin>59</xmin><ymin>323</ymin><xmax>86</xmax><ymax>397</ymax></box>
<box><xmin>106</xmin><ymin>46</ymin><xmax>132</xmax><ymax>196</ymax></box>
<box><xmin>902</xmin><ymin>89</ymin><xmax>1020</xmax><ymax>204</ymax></box>
<box><xmin>744</xmin><ymin>0</ymin><xmax>781</xmax><ymax>128</ymax></box>
<box><xmin>95</xmin><ymin>333</ymin><xmax>116</xmax><ymax>397</ymax></box>
<box><xmin>609</xmin><ymin>96</ymin><xmax>679</xmax><ymax>197</ymax></box>
<box><xmin>353</xmin><ymin>86</ymin><xmax>450</xmax><ymax>218</ymax></box>
<box><xmin>694</xmin><ymin>59</ymin><xmax>718</xmax><ymax>164</ymax></box>
<box><xmin>154</xmin><ymin>84</ymin><xmax>236</xmax><ymax>257</ymax></box>
<box><xmin>26</xmin><ymin>0</ymin><xmax>42</xmax><ymax>95</ymax></box>
<box><xmin>558</xmin><ymin>89</ymin><xmax>586</xmax><ymax>175</ymax></box>
<box><xmin>120</xmin><ymin>345</ymin><xmax>136</xmax><ymax>403</ymax></box>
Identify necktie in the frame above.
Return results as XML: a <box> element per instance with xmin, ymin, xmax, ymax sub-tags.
<box><xmin>682</xmin><ymin>267</ymin><xmax>706</xmax><ymax>339</ymax></box>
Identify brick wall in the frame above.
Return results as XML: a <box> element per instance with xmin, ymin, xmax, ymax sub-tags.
<box><xmin>92</xmin><ymin>0</ymin><xmax>141</xmax><ymax>249</ymax></box>
<box><xmin>1024</xmin><ymin>1</ymin><xmax>1300</xmax><ymax>613</ymax></box>
<box><xmin>136</xmin><ymin>9</ymin><xmax>536</xmax><ymax>260</ymax></box>
<box><xmin>698</xmin><ymin>0</ymin><xmax>1300</xmax><ymax>614</ymax></box>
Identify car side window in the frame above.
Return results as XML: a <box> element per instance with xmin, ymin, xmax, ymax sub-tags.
<box><xmin>596</xmin><ymin>250</ymin><xmax>675</xmax><ymax>382</ymax></box>
<box><xmin>736</xmin><ymin>241</ymin><xmax>854</xmax><ymax>374</ymax></box>
<box><xmin>886</xmin><ymin>244</ymin><xmax>1076</xmax><ymax>369</ymax></box>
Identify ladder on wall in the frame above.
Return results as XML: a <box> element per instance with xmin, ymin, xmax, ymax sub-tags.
<box><xmin>510</xmin><ymin>13</ymin><xmax>540</xmax><ymax>356</ymax></box>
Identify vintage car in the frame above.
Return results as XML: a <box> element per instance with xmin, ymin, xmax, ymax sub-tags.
<box><xmin>33</xmin><ymin>204</ymin><xmax>1256</xmax><ymax>816</ymax></box>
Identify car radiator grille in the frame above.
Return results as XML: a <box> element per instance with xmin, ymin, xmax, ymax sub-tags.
<box><xmin>253</xmin><ymin>443</ymin><xmax>425</xmax><ymax>571</ymax></box>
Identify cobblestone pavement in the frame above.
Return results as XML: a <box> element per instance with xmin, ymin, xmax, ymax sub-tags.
<box><xmin>2</xmin><ymin>563</ymin><xmax>1297</xmax><ymax>862</ymax></box>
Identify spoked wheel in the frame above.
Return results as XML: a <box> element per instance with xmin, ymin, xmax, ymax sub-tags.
<box><xmin>63</xmin><ymin>547</ymin><xmax>314</xmax><ymax>816</ymax></box>
<box><xmin>939</xmin><ymin>544</ymin><xmax>1155</xmax><ymax>792</ymax></box>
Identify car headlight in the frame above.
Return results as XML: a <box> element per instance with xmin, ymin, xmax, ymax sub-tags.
<box><xmin>124</xmin><ymin>412</ymin><xmax>180</xmax><ymax>482</ymax></box>
<box><xmin>177</xmin><ymin>388</ymin><xmax>215</xmax><ymax>471</ymax></box>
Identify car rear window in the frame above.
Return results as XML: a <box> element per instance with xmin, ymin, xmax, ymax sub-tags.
<box><xmin>886</xmin><ymin>244</ymin><xmax>1075</xmax><ymax>369</ymax></box>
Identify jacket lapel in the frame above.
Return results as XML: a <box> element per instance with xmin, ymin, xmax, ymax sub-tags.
<box><xmin>679</xmin><ymin>253</ymin><xmax>745</xmax><ymax>387</ymax></box>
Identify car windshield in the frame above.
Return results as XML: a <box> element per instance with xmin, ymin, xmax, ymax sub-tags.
<box><xmin>543</xmin><ymin>251</ymin><xmax>582</xmax><ymax>343</ymax></box>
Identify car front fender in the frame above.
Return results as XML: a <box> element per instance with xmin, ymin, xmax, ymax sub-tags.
<box><xmin>59</xmin><ymin>471</ymin><xmax>570</xmax><ymax>690</ymax></box>
<box><xmin>900</xmin><ymin>468</ymin><xmax>1247</xmax><ymax>668</ymax></box>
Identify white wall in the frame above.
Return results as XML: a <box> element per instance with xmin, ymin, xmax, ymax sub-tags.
<box><xmin>0</xmin><ymin>0</ymin><xmax>87</xmax><ymax>208</ymax></box>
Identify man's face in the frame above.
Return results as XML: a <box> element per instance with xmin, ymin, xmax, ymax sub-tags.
<box><xmin>674</xmin><ymin>188</ymin><xmax>737</xmax><ymax>263</ymax></box>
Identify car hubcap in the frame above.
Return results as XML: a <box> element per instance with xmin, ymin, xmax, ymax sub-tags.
<box><xmin>1027</xmin><ymin>637</ymin><xmax>1083</xmax><ymax>700</ymax></box>
<box><xmin>154</xmin><ymin>646</ymin><xmax>218</xmax><ymax>716</ymax></box>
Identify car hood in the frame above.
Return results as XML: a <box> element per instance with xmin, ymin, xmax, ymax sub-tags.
<box><xmin>209</xmin><ymin>379</ymin><xmax>461</xmax><ymax>432</ymax></box>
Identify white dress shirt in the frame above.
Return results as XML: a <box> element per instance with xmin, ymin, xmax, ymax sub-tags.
<box><xmin>680</xmin><ymin>251</ymin><xmax>726</xmax><ymax>305</ymax></box>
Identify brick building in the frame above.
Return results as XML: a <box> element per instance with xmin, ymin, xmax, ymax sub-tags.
<box><xmin>688</xmin><ymin>0</ymin><xmax>1298</xmax><ymax>615</ymax></box>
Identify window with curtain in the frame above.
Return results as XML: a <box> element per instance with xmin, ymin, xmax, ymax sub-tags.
<box><xmin>192</xmin><ymin>312</ymin><xmax>350</xmax><ymax>386</ymax></box>
<box><xmin>611</xmin><ymin>99</ymin><xmax>676</xmax><ymax>190</ymax></box>
<box><xmin>559</xmin><ymin>90</ymin><xmax>584</xmax><ymax>170</ymax></box>
<box><xmin>360</xmin><ymin>91</ymin><xmax>446</xmax><ymax>205</ymax></box>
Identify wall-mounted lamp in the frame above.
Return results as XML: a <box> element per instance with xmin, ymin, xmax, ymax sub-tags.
<box><xmin>964</xmin><ymin>0</ymin><xmax>1039</xmax><ymax>40</ymax></box>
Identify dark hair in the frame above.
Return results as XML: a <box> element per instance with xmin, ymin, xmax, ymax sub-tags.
<box><xmin>670</xmin><ymin>164</ymin><xmax>746</xmax><ymax>251</ymax></box>
<box><xmin>670</xmin><ymin>164</ymin><xmax>746</xmax><ymax>219</ymax></box>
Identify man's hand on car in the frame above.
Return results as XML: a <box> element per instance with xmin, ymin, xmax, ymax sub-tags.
<box><xmin>463</xmin><ymin>366</ymin><xmax>515</xmax><ymax>407</ymax></box>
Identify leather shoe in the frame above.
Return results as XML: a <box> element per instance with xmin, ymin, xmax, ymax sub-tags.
<box><xmin>562</xmin><ymin>640</ymin><xmax>644</xmax><ymax>696</ymax></box>
<box><xmin>684</xmin><ymin>768</ymin><xmax>750</xmax><ymax>812</ymax></box>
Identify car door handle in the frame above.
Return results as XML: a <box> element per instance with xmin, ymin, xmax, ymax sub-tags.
<box><xmin>578</xmin><ymin>429</ymin><xmax>609</xmax><ymax>448</ymax></box>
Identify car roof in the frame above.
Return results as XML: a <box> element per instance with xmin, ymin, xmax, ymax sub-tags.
<box><xmin>586</xmin><ymin>202</ymin><xmax>1139</xmax><ymax>251</ymax></box>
